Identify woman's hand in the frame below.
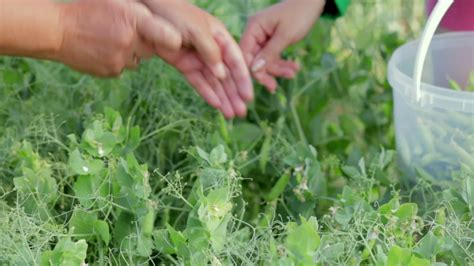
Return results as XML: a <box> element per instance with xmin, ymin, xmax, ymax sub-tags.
<box><xmin>240</xmin><ymin>0</ymin><xmax>326</xmax><ymax>92</ymax></box>
<box><xmin>53</xmin><ymin>0</ymin><xmax>182</xmax><ymax>77</ymax></box>
<box><xmin>141</xmin><ymin>0</ymin><xmax>254</xmax><ymax>107</ymax></box>
<box><xmin>155</xmin><ymin>36</ymin><xmax>249</xmax><ymax>119</ymax></box>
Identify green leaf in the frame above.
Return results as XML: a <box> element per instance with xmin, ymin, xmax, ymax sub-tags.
<box><xmin>68</xmin><ymin>209</ymin><xmax>110</xmax><ymax>245</ymax></box>
<box><xmin>209</xmin><ymin>145</ymin><xmax>227</xmax><ymax>165</ymax></box>
<box><xmin>68</xmin><ymin>149</ymin><xmax>104</xmax><ymax>176</ymax></box>
<box><xmin>153</xmin><ymin>229</ymin><xmax>175</xmax><ymax>254</ymax></box>
<box><xmin>229</xmin><ymin>122</ymin><xmax>263</xmax><ymax>150</ymax></box>
<box><xmin>414</xmin><ymin>231</ymin><xmax>440</xmax><ymax>259</ymax></box>
<box><xmin>408</xmin><ymin>255</ymin><xmax>431</xmax><ymax>266</ymax></box>
<box><xmin>73</xmin><ymin>173</ymin><xmax>109</xmax><ymax>209</ymax></box>
<box><xmin>40</xmin><ymin>237</ymin><xmax>87</xmax><ymax>266</ymax></box>
<box><xmin>386</xmin><ymin>245</ymin><xmax>411</xmax><ymax>266</ymax></box>
<box><xmin>196</xmin><ymin>146</ymin><xmax>210</xmax><ymax>163</ymax></box>
<box><xmin>94</xmin><ymin>220</ymin><xmax>111</xmax><ymax>246</ymax></box>
<box><xmin>342</xmin><ymin>166</ymin><xmax>361</xmax><ymax>179</ymax></box>
<box><xmin>285</xmin><ymin>216</ymin><xmax>320</xmax><ymax>263</ymax></box>
<box><xmin>395</xmin><ymin>203</ymin><xmax>418</xmax><ymax>221</ymax></box>
<box><xmin>166</xmin><ymin>224</ymin><xmax>190</xmax><ymax>258</ymax></box>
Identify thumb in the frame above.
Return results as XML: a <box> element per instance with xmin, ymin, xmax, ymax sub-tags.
<box><xmin>131</xmin><ymin>3</ymin><xmax>182</xmax><ymax>52</ymax></box>
<box><xmin>250</xmin><ymin>29</ymin><xmax>289</xmax><ymax>73</ymax></box>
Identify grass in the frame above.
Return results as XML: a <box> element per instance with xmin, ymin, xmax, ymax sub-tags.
<box><xmin>0</xmin><ymin>0</ymin><xmax>473</xmax><ymax>265</ymax></box>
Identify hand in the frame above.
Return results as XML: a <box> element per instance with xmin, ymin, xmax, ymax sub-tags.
<box><xmin>240</xmin><ymin>0</ymin><xmax>325</xmax><ymax>92</ymax></box>
<box><xmin>156</xmin><ymin>37</ymin><xmax>248</xmax><ymax>119</ymax></box>
<box><xmin>141</xmin><ymin>0</ymin><xmax>254</xmax><ymax>114</ymax></box>
<box><xmin>53</xmin><ymin>0</ymin><xmax>182</xmax><ymax>77</ymax></box>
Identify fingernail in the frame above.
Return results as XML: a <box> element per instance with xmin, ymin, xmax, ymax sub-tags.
<box><xmin>213</xmin><ymin>63</ymin><xmax>227</xmax><ymax>80</ymax></box>
<box><xmin>251</xmin><ymin>58</ymin><xmax>266</xmax><ymax>72</ymax></box>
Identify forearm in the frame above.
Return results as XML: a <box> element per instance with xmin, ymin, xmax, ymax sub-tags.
<box><xmin>0</xmin><ymin>0</ymin><xmax>63</xmax><ymax>59</ymax></box>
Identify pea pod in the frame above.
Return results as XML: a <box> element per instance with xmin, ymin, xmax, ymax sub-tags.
<box><xmin>141</xmin><ymin>203</ymin><xmax>155</xmax><ymax>237</ymax></box>
<box><xmin>218</xmin><ymin>114</ymin><xmax>229</xmax><ymax>143</ymax></box>
<box><xmin>259</xmin><ymin>126</ymin><xmax>272</xmax><ymax>173</ymax></box>
<box><xmin>265</xmin><ymin>173</ymin><xmax>290</xmax><ymax>201</ymax></box>
<box><xmin>434</xmin><ymin>207</ymin><xmax>446</xmax><ymax>237</ymax></box>
<box><xmin>450</xmin><ymin>139</ymin><xmax>474</xmax><ymax>167</ymax></box>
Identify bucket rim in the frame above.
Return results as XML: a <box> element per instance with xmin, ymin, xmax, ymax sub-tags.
<box><xmin>388</xmin><ymin>31</ymin><xmax>474</xmax><ymax>104</ymax></box>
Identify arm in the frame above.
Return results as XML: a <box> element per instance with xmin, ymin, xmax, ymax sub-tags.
<box><xmin>240</xmin><ymin>0</ymin><xmax>351</xmax><ymax>92</ymax></box>
<box><xmin>0</xmin><ymin>0</ymin><xmax>181</xmax><ymax>77</ymax></box>
<box><xmin>0</xmin><ymin>0</ymin><xmax>63</xmax><ymax>59</ymax></box>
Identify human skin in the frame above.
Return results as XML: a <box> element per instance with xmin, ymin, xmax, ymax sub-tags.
<box><xmin>0</xmin><ymin>0</ymin><xmax>182</xmax><ymax>77</ymax></box>
<box><xmin>240</xmin><ymin>0</ymin><xmax>326</xmax><ymax>92</ymax></box>
<box><xmin>0</xmin><ymin>0</ymin><xmax>253</xmax><ymax>119</ymax></box>
<box><xmin>141</xmin><ymin>0</ymin><xmax>254</xmax><ymax>118</ymax></box>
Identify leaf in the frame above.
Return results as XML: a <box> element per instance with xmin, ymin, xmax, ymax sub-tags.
<box><xmin>209</xmin><ymin>145</ymin><xmax>227</xmax><ymax>165</ymax></box>
<box><xmin>94</xmin><ymin>220</ymin><xmax>111</xmax><ymax>246</ymax></box>
<box><xmin>73</xmin><ymin>173</ymin><xmax>109</xmax><ymax>209</ymax></box>
<box><xmin>166</xmin><ymin>224</ymin><xmax>190</xmax><ymax>258</ymax></box>
<box><xmin>196</xmin><ymin>146</ymin><xmax>210</xmax><ymax>163</ymax></box>
<box><xmin>229</xmin><ymin>122</ymin><xmax>263</xmax><ymax>150</ymax></box>
<box><xmin>40</xmin><ymin>237</ymin><xmax>87</xmax><ymax>266</ymax></box>
<box><xmin>408</xmin><ymin>255</ymin><xmax>431</xmax><ymax>266</ymax></box>
<box><xmin>342</xmin><ymin>166</ymin><xmax>361</xmax><ymax>179</ymax></box>
<box><xmin>68</xmin><ymin>209</ymin><xmax>110</xmax><ymax>245</ymax></box>
<box><xmin>395</xmin><ymin>203</ymin><xmax>418</xmax><ymax>221</ymax></box>
<box><xmin>153</xmin><ymin>229</ymin><xmax>175</xmax><ymax>254</ymax></box>
<box><xmin>285</xmin><ymin>216</ymin><xmax>320</xmax><ymax>262</ymax></box>
<box><xmin>414</xmin><ymin>231</ymin><xmax>440</xmax><ymax>259</ymax></box>
<box><xmin>68</xmin><ymin>149</ymin><xmax>104</xmax><ymax>176</ymax></box>
<box><xmin>386</xmin><ymin>245</ymin><xmax>411</xmax><ymax>266</ymax></box>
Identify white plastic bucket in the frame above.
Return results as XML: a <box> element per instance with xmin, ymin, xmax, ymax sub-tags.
<box><xmin>388</xmin><ymin>32</ymin><xmax>474</xmax><ymax>179</ymax></box>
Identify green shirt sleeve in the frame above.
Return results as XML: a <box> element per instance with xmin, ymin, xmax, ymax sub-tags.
<box><xmin>335</xmin><ymin>0</ymin><xmax>351</xmax><ymax>16</ymax></box>
<box><xmin>322</xmin><ymin>0</ymin><xmax>351</xmax><ymax>18</ymax></box>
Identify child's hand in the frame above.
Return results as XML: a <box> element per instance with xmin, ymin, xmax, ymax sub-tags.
<box><xmin>141</xmin><ymin>0</ymin><xmax>253</xmax><ymax>107</ymax></box>
<box><xmin>240</xmin><ymin>0</ymin><xmax>326</xmax><ymax>92</ymax></box>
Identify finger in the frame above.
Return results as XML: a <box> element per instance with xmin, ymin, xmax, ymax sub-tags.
<box><xmin>215</xmin><ymin>32</ymin><xmax>254</xmax><ymax>102</ymax></box>
<box><xmin>133</xmin><ymin>37</ymin><xmax>154</xmax><ymax>60</ymax></box>
<box><xmin>239</xmin><ymin>20</ymin><xmax>266</xmax><ymax>66</ymax></box>
<box><xmin>203</xmin><ymin>68</ymin><xmax>235</xmax><ymax>119</ymax></box>
<box><xmin>185</xmin><ymin>71</ymin><xmax>221</xmax><ymax>109</ymax></box>
<box><xmin>254</xmin><ymin>71</ymin><xmax>278</xmax><ymax>93</ymax></box>
<box><xmin>131</xmin><ymin>2</ymin><xmax>182</xmax><ymax>52</ymax></box>
<box><xmin>250</xmin><ymin>28</ymin><xmax>289</xmax><ymax>73</ymax></box>
<box><xmin>266</xmin><ymin>60</ymin><xmax>300</xmax><ymax>79</ymax></box>
<box><xmin>189</xmin><ymin>27</ymin><xmax>226</xmax><ymax>79</ymax></box>
<box><xmin>222</xmin><ymin>67</ymin><xmax>247</xmax><ymax>118</ymax></box>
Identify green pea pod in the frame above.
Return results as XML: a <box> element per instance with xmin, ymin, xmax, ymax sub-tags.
<box><xmin>434</xmin><ymin>207</ymin><xmax>446</xmax><ymax>237</ymax></box>
<box><xmin>141</xmin><ymin>204</ymin><xmax>155</xmax><ymax>237</ymax></box>
<box><xmin>259</xmin><ymin>126</ymin><xmax>272</xmax><ymax>173</ymax></box>
<box><xmin>451</xmin><ymin>139</ymin><xmax>474</xmax><ymax>167</ymax></box>
<box><xmin>398</xmin><ymin>136</ymin><xmax>411</xmax><ymax>165</ymax></box>
<box><xmin>265</xmin><ymin>174</ymin><xmax>290</xmax><ymax>201</ymax></box>
<box><xmin>218</xmin><ymin>114</ymin><xmax>229</xmax><ymax>143</ymax></box>
<box><xmin>258</xmin><ymin>201</ymin><xmax>276</xmax><ymax>228</ymax></box>
<box><xmin>417</xmin><ymin>118</ymin><xmax>435</xmax><ymax>152</ymax></box>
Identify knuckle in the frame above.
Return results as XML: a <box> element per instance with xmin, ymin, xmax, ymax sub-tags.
<box><xmin>107</xmin><ymin>55</ymin><xmax>125</xmax><ymax>75</ymax></box>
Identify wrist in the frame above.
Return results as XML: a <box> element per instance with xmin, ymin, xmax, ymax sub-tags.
<box><xmin>0</xmin><ymin>0</ymin><xmax>64</xmax><ymax>59</ymax></box>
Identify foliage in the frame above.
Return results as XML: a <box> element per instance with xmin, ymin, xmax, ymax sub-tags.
<box><xmin>0</xmin><ymin>0</ymin><xmax>472</xmax><ymax>265</ymax></box>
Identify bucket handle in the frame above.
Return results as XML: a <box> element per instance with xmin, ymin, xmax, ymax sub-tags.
<box><xmin>413</xmin><ymin>0</ymin><xmax>454</xmax><ymax>102</ymax></box>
